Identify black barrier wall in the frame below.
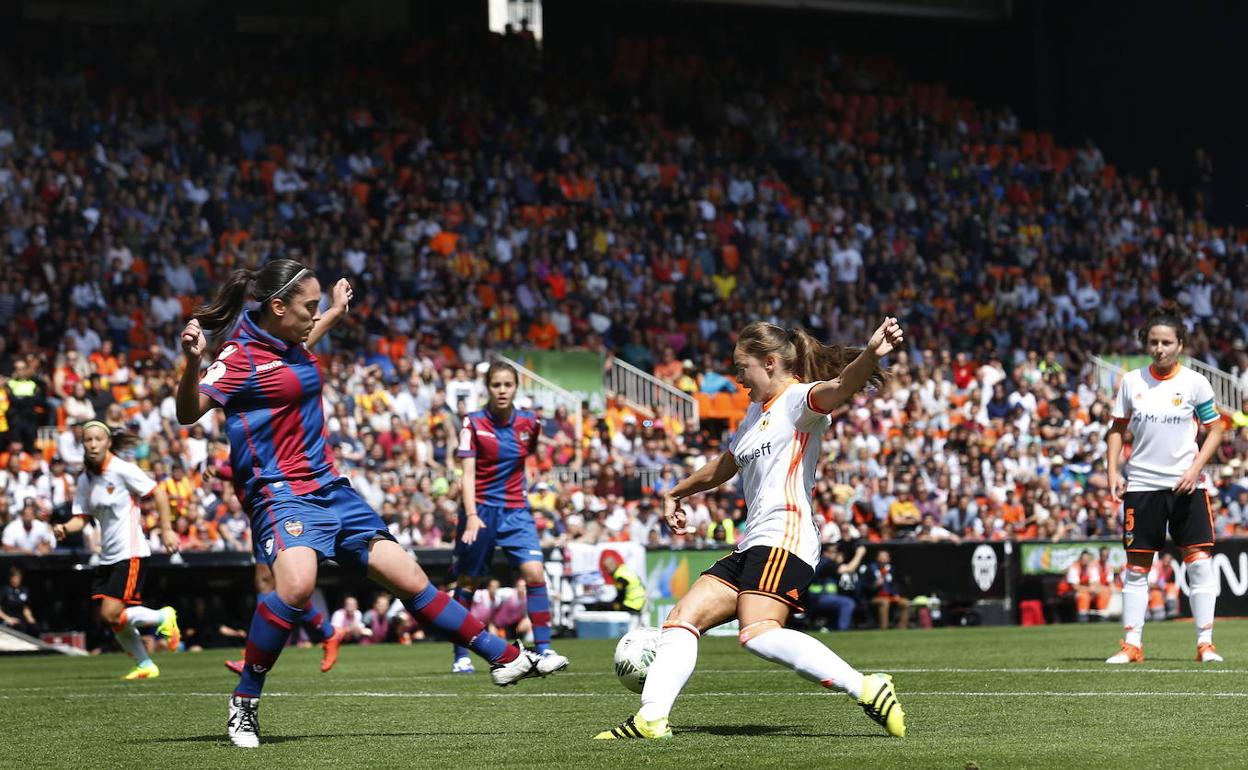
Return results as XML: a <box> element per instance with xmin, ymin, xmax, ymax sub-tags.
<box><xmin>7</xmin><ymin>539</ymin><xmax>1248</xmax><ymax>642</ymax></box>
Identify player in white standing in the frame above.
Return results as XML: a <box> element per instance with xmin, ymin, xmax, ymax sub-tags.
<box><xmin>52</xmin><ymin>420</ymin><xmax>183</xmax><ymax>678</ymax></box>
<box><xmin>596</xmin><ymin>318</ymin><xmax>907</xmax><ymax>740</ymax></box>
<box><xmin>1105</xmin><ymin>306</ymin><xmax>1226</xmax><ymax>664</ymax></box>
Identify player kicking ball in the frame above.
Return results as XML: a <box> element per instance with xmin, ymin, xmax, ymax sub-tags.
<box><xmin>179</xmin><ymin>261</ymin><xmax>561</xmax><ymax>748</ymax></box>
<box><xmin>596</xmin><ymin>319</ymin><xmax>907</xmax><ymax>741</ymax></box>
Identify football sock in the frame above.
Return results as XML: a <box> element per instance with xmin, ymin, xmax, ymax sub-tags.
<box><xmin>1186</xmin><ymin>552</ymin><xmax>1216</xmax><ymax>645</ymax></box>
<box><xmin>304</xmin><ymin>605</ymin><xmax>333</xmax><ymax>644</ymax></box>
<box><xmin>741</xmin><ymin>625</ymin><xmax>864</xmax><ymax>698</ymax></box>
<box><xmin>638</xmin><ymin>621</ymin><xmax>699</xmax><ymax>722</ymax></box>
<box><xmin>113</xmin><ymin>613</ymin><xmax>152</xmax><ymax>666</ymax></box>
<box><xmin>237</xmin><ymin>593</ymin><xmax>305</xmax><ymax>698</ymax></box>
<box><xmin>124</xmin><ymin>606</ymin><xmax>163</xmax><ymax>627</ymax></box>
<box><xmin>526</xmin><ymin>581</ymin><xmax>552</xmax><ymax>653</ymax></box>
<box><xmin>405</xmin><ymin>584</ymin><xmax>518</xmax><ymax>664</ymax></box>
<box><xmin>1121</xmin><ymin>565</ymin><xmax>1149</xmax><ymax>648</ymax></box>
<box><xmin>452</xmin><ymin>586</ymin><xmax>474</xmax><ymax>660</ymax></box>
<box><xmin>257</xmin><ymin>591</ymin><xmax>333</xmax><ymax>642</ymax></box>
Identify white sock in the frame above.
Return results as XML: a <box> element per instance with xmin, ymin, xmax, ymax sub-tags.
<box><xmin>115</xmin><ymin>625</ymin><xmax>152</xmax><ymax>666</ymax></box>
<box><xmin>125</xmin><ymin>606</ymin><xmax>163</xmax><ymax>628</ymax></box>
<box><xmin>743</xmin><ymin>627</ymin><xmax>865</xmax><ymax>699</ymax></box>
<box><xmin>1121</xmin><ymin>566</ymin><xmax>1148</xmax><ymax>648</ymax></box>
<box><xmin>1186</xmin><ymin>555</ymin><xmax>1217</xmax><ymax>645</ymax></box>
<box><xmin>638</xmin><ymin>623</ymin><xmax>699</xmax><ymax>722</ymax></box>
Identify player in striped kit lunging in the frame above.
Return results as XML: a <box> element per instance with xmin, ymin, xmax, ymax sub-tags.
<box><xmin>177</xmin><ymin>260</ymin><xmax>561</xmax><ymax>748</ymax></box>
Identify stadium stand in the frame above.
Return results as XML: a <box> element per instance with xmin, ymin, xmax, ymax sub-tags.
<box><xmin>1</xmin><ymin>19</ymin><xmax>1247</xmax><ymax>567</ymax></box>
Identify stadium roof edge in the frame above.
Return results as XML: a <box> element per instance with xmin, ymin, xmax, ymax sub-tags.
<box><xmin>657</xmin><ymin>0</ymin><xmax>1010</xmax><ymax>21</ymax></box>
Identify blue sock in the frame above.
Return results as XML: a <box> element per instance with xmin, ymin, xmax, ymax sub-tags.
<box><xmin>452</xmin><ymin>586</ymin><xmax>474</xmax><ymax>661</ymax></box>
<box><xmin>237</xmin><ymin>593</ymin><xmax>305</xmax><ymax>698</ymax></box>
<box><xmin>259</xmin><ymin>590</ymin><xmax>333</xmax><ymax>642</ymax></box>
<box><xmin>526</xmin><ymin>581</ymin><xmax>552</xmax><ymax>653</ymax></box>
<box><xmin>405</xmin><ymin>584</ymin><xmax>517</xmax><ymax>665</ymax></box>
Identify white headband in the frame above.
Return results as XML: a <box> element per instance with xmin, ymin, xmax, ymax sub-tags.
<box><xmin>264</xmin><ymin>268</ymin><xmax>310</xmax><ymax>303</ymax></box>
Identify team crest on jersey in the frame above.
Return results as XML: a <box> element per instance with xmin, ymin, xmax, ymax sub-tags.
<box><xmin>519</xmin><ymin>430</ymin><xmax>530</xmax><ymax>444</ymax></box>
<box><xmin>1172</xmin><ymin>392</ymin><xmax>1183</xmax><ymax>407</ymax></box>
<box><xmin>106</xmin><ymin>484</ymin><xmax>115</xmax><ymax>494</ymax></box>
<box><xmin>284</xmin><ymin>520</ymin><xmax>304</xmax><ymax>537</ymax></box>
<box><xmin>759</xmin><ymin>412</ymin><xmax>770</xmax><ymax>432</ymax></box>
<box><xmin>1125</xmin><ymin>531</ymin><xmax>1134</xmax><ymax>547</ymax></box>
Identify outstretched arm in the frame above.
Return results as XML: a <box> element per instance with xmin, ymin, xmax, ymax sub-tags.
<box><xmin>662</xmin><ymin>452</ymin><xmax>739</xmax><ymax>533</ymax></box>
<box><xmin>307</xmin><ymin>278</ymin><xmax>353</xmax><ymax>348</ymax></box>
<box><xmin>809</xmin><ymin>317</ymin><xmax>904</xmax><ymax>413</ymax></box>
<box><xmin>177</xmin><ymin>318</ymin><xmax>215</xmax><ymax>424</ymax></box>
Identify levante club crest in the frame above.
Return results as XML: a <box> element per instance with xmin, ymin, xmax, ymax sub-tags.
<box><xmin>284</xmin><ymin>520</ymin><xmax>305</xmax><ymax>537</ymax></box>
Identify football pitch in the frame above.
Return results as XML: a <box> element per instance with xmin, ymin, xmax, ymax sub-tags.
<box><xmin>5</xmin><ymin>620</ymin><xmax>1247</xmax><ymax>769</ymax></box>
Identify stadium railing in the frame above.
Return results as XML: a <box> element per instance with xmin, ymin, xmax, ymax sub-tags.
<box><xmin>604</xmin><ymin>357</ymin><xmax>699</xmax><ymax>430</ymax></box>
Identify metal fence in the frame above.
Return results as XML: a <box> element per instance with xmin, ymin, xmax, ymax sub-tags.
<box><xmin>1091</xmin><ymin>354</ymin><xmax>1241</xmax><ymax>409</ymax></box>
<box><xmin>604</xmin><ymin>357</ymin><xmax>699</xmax><ymax>429</ymax></box>
<box><xmin>1184</xmin><ymin>356</ymin><xmax>1243</xmax><ymax>409</ymax></box>
<box><xmin>498</xmin><ymin>354</ymin><xmax>583</xmax><ymax>466</ymax></box>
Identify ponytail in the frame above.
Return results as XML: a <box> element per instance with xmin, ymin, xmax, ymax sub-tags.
<box><xmin>193</xmin><ymin>259</ymin><xmax>312</xmax><ymax>343</ymax></box>
<box><xmin>194</xmin><ymin>268</ymin><xmax>256</xmax><ymax>342</ymax></box>
<box><xmin>738</xmin><ymin>321</ymin><xmax>888</xmax><ymax>393</ymax></box>
<box><xmin>791</xmin><ymin>328</ymin><xmax>887</xmax><ymax>390</ymax></box>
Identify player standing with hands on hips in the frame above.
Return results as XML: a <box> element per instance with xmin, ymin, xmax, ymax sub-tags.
<box><xmin>1105</xmin><ymin>306</ymin><xmax>1226</xmax><ymax>664</ymax></box>
<box><xmin>178</xmin><ymin>260</ymin><xmax>562</xmax><ymax>748</ymax></box>
<box><xmin>596</xmin><ymin>317</ymin><xmax>907</xmax><ymax>741</ymax></box>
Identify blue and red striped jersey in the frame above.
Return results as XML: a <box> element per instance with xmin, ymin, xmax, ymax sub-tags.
<box><xmin>198</xmin><ymin>311</ymin><xmax>338</xmax><ymax>504</ymax></box>
<box><xmin>456</xmin><ymin>408</ymin><xmax>540</xmax><ymax>509</ymax></box>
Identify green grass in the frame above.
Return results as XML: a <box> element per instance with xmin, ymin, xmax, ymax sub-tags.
<box><xmin>4</xmin><ymin>620</ymin><xmax>1248</xmax><ymax>769</ymax></box>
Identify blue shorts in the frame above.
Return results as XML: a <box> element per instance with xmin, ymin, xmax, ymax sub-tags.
<box><xmin>451</xmin><ymin>504</ymin><xmax>544</xmax><ymax>578</ymax></box>
<box><xmin>249</xmin><ymin>478</ymin><xmax>394</xmax><ymax>573</ymax></box>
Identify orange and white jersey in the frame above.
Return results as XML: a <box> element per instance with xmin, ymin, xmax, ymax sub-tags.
<box><xmin>1064</xmin><ymin>561</ymin><xmax>1101</xmax><ymax>587</ymax></box>
<box><xmin>73</xmin><ymin>454</ymin><xmax>156</xmax><ymax>565</ymax></box>
<box><xmin>1111</xmin><ymin>363</ymin><xmax>1219</xmax><ymax>492</ymax></box>
<box><xmin>729</xmin><ymin>381</ymin><xmax>832</xmax><ymax>567</ymax></box>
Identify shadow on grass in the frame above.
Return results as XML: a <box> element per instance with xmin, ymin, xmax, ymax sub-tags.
<box><xmin>678</xmin><ymin>724</ymin><xmax>886</xmax><ymax>739</ymax></box>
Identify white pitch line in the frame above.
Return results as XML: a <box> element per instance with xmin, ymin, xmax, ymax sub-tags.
<box><xmin>335</xmin><ymin>666</ymin><xmax>1248</xmax><ymax>683</ymax></box>
<box><xmin>4</xmin><ymin>690</ymin><xmax>1247</xmax><ymax>700</ymax></box>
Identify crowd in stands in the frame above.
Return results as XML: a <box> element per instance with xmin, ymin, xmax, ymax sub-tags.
<box><xmin>3</xmin><ymin>21</ymin><xmax>1248</xmax><ymax>563</ymax></box>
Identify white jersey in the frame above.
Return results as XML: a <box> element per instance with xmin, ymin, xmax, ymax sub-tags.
<box><xmin>73</xmin><ymin>455</ymin><xmax>156</xmax><ymax>564</ymax></box>
<box><xmin>729</xmin><ymin>381</ymin><xmax>832</xmax><ymax>567</ymax></box>
<box><xmin>1112</xmin><ymin>364</ymin><xmax>1219</xmax><ymax>492</ymax></box>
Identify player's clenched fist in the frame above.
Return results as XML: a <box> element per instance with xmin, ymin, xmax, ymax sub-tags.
<box><xmin>181</xmin><ymin>318</ymin><xmax>207</xmax><ymax>357</ymax></box>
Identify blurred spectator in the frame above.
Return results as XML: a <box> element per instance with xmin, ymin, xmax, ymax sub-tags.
<box><xmin>361</xmin><ymin>592</ymin><xmax>402</xmax><ymax>645</ymax></box>
<box><xmin>332</xmin><ymin>596</ymin><xmax>370</xmax><ymax>643</ymax></box>
<box><xmin>867</xmin><ymin>550</ymin><xmax>910</xmax><ymax>629</ymax></box>
<box><xmin>1059</xmin><ymin>550</ymin><xmax>1111</xmax><ymax>623</ymax></box>
<box><xmin>807</xmin><ymin>542</ymin><xmax>866</xmax><ymax>631</ymax></box>
<box><xmin>2</xmin><ymin>499</ymin><xmax>55</xmax><ymax>555</ymax></box>
<box><xmin>0</xmin><ymin>566</ymin><xmax>39</xmax><ymax>636</ymax></box>
<box><xmin>471</xmin><ymin>578</ymin><xmax>530</xmax><ymax>640</ymax></box>
<box><xmin>181</xmin><ymin>596</ymin><xmax>247</xmax><ymax>651</ymax></box>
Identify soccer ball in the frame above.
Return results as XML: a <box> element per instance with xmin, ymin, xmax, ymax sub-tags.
<box><xmin>613</xmin><ymin>626</ymin><xmax>660</xmax><ymax>694</ymax></box>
